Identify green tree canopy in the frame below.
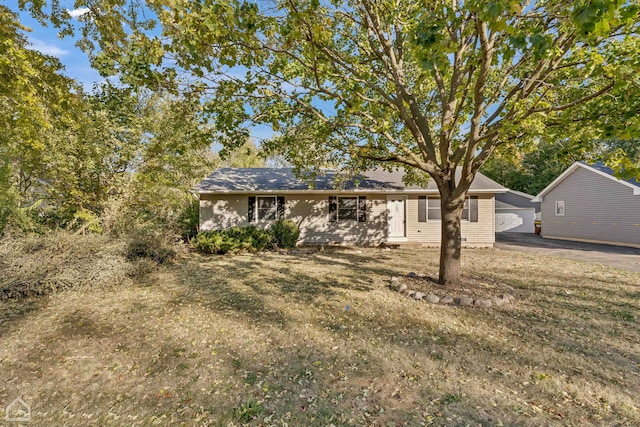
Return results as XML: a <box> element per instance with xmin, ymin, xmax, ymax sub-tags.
<box><xmin>22</xmin><ymin>0</ymin><xmax>640</xmax><ymax>284</ymax></box>
<box><xmin>0</xmin><ymin>5</ymin><xmax>84</xmax><ymax>234</ymax></box>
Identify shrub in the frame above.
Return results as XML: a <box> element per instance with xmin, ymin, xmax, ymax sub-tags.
<box><xmin>0</xmin><ymin>232</ymin><xmax>134</xmax><ymax>300</ymax></box>
<box><xmin>126</xmin><ymin>236</ymin><xmax>176</xmax><ymax>264</ymax></box>
<box><xmin>226</xmin><ymin>226</ymin><xmax>272</xmax><ymax>251</ymax></box>
<box><xmin>177</xmin><ymin>197</ymin><xmax>200</xmax><ymax>240</ymax></box>
<box><xmin>270</xmin><ymin>219</ymin><xmax>300</xmax><ymax>249</ymax></box>
<box><xmin>192</xmin><ymin>226</ymin><xmax>273</xmax><ymax>254</ymax></box>
<box><xmin>192</xmin><ymin>231</ymin><xmax>238</xmax><ymax>254</ymax></box>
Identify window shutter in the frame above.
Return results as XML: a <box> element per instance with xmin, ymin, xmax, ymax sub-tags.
<box><xmin>329</xmin><ymin>196</ymin><xmax>337</xmax><ymax>222</ymax></box>
<box><xmin>277</xmin><ymin>196</ymin><xmax>285</xmax><ymax>220</ymax></box>
<box><xmin>469</xmin><ymin>196</ymin><xmax>478</xmax><ymax>222</ymax></box>
<box><xmin>358</xmin><ymin>196</ymin><xmax>367</xmax><ymax>222</ymax></box>
<box><xmin>418</xmin><ymin>196</ymin><xmax>427</xmax><ymax>222</ymax></box>
<box><xmin>248</xmin><ymin>196</ymin><xmax>256</xmax><ymax>222</ymax></box>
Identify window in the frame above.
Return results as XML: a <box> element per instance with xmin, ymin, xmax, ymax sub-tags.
<box><xmin>428</xmin><ymin>197</ymin><xmax>442</xmax><ymax>221</ymax></box>
<box><xmin>257</xmin><ymin>196</ymin><xmax>277</xmax><ymax>220</ymax></box>
<box><xmin>248</xmin><ymin>196</ymin><xmax>285</xmax><ymax>222</ymax></box>
<box><xmin>338</xmin><ymin>196</ymin><xmax>358</xmax><ymax>220</ymax></box>
<box><xmin>329</xmin><ymin>196</ymin><xmax>367</xmax><ymax>222</ymax></box>
<box><xmin>555</xmin><ymin>200</ymin><xmax>565</xmax><ymax>216</ymax></box>
<box><xmin>418</xmin><ymin>196</ymin><xmax>478</xmax><ymax>222</ymax></box>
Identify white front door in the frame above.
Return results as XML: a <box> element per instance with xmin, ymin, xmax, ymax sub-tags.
<box><xmin>387</xmin><ymin>197</ymin><xmax>406</xmax><ymax>239</ymax></box>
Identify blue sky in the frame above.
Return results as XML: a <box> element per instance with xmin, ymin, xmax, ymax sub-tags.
<box><xmin>6</xmin><ymin>1</ymin><xmax>104</xmax><ymax>90</ymax></box>
<box><xmin>5</xmin><ymin>1</ymin><xmax>276</xmax><ymax>143</ymax></box>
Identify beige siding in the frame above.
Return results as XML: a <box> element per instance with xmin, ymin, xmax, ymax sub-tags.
<box><xmin>289</xmin><ymin>194</ymin><xmax>387</xmax><ymax>244</ymax></box>
<box><xmin>405</xmin><ymin>194</ymin><xmax>495</xmax><ymax>245</ymax></box>
<box><xmin>200</xmin><ymin>195</ymin><xmax>247</xmax><ymax>230</ymax></box>
<box><xmin>541</xmin><ymin>167</ymin><xmax>640</xmax><ymax>246</ymax></box>
<box><xmin>200</xmin><ymin>193</ymin><xmax>387</xmax><ymax>244</ymax></box>
<box><xmin>200</xmin><ymin>193</ymin><xmax>496</xmax><ymax>245</ymax></box>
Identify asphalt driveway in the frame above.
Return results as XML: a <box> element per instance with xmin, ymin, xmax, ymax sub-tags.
<box><xmin>495</xmin><ymin>233</ymin><xmax>640</xmax><ymax>273</ymax></box>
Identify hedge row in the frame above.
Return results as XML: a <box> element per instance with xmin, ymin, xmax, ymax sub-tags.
<box><xmin>192</xmin><ymin>220</ymin><xmax>300</xmax><ymax>254</ymax></box>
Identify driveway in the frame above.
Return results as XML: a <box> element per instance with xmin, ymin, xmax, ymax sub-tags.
<box><xmin>495</xmin><ymin>233</ymin><xmax>640</xmax><ymax>273</ymax></box>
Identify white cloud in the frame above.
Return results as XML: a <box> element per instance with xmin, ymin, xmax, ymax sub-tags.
<box><xmin>29</xmin><ymin>38</ymin><xmax>69</xmax><ymax>57</ymax></box>
<box><xmin>67</xmin><ymin>8</ymin><xmax>91</xmax><ymax>18</ymax></box>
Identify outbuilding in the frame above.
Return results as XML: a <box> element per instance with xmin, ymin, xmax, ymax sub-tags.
<box><xmin>533</xmin><ymin>162</ymin><xmax>640</xmax><ymax>248</ymax></box>
<box><xmin>495</xmin><ymin>189</ymin><xmax>540</xmax><ymax>233</ymax></box>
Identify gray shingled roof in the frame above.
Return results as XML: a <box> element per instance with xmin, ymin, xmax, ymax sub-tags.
<box><xmin>495</xmin><ymin>189</ymin><xmax>540</xmax><ymax>212</ymax></box>
<box><xmin>585</xmin><ymin>162</ymin><xmax>640</xmax><ymax>187</ymax></box>
<box><xmin>196</xmin><ymin>167</ymin><xmax>506</xmax><ymax>193</ymax></box>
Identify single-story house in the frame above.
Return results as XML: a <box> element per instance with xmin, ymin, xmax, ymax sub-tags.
<box><xmin>495</xmin><ymin>189</ymin><xmax>540</xmax><ymax>233</ymax></box>
<box><xmin>533</xmin><ymin>161</ymin><xmax>640</xmax><ymax>248</ymax></box>
<box><xmin>196</xmin><ymin>168</ymin><xmax>506</xmax><ymax>246</ymax></box>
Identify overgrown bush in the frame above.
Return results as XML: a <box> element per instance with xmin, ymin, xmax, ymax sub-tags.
<box><xmin>270</xmin><ymin>219</ymin><xmax>300</xmax><ymax>249</ymax></box>
<box><xmin>126</xmin><ymin>236</ymin><xmax>176</xmax><ymax>265</ymax></box>
<box><xmin>0</xmin><ymin>232</ymin><xmax>134</xmax><ymax>300</ymax></box>
<box><xmin>192</xmin><ymin>226</ymin><xmax>273</xmax><ymax>254</ymax></box>
<box><xmin>176</xmin><ymin>197</ymin><xmax>200</xmax><ymax>240</ymax></box>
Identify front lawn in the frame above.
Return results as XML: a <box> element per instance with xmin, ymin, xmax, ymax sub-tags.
<box><xmin>1</xmin><ymin>245</ymin><xmax>639</xmax><ymax>426</ymax></box>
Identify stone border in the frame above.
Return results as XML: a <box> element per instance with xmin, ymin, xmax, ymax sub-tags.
<box><xmin>388</xmin><ymin>275</ymin><xmax>516</xmax><ymax>308</ymax></box>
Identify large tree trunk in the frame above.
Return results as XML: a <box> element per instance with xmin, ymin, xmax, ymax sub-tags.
<box><xmin>438</xmin><ymin>191</ymin><xmax>464</xmax><ymax>286</ymax></box>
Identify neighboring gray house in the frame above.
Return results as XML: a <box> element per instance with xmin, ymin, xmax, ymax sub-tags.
<box><xmin>495</xmin><ymin>189</ymin><xmax>541</xmax><ymax>233</ymax></box>
<box><xmin>533</xmin><ymin>162</ymin><xmax>640</xmax><ymax>247</ymax></box>
<box><xmin>197</xmin><ymin>168</ymin><xmax>506</xmax><ymax>246</ymax></box>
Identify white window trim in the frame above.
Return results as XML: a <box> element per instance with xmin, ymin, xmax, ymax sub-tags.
<box><xmin>256</xmin><ymin>195</ymin><xmax>278</xmax><ymax>221</ymax></box>
<box><xmin>337</xmin><ymin>195</ymin><xmax>360</xmax><ymax>221</ymax></box>
<box><xmin>427</xmin><ymin>196</ymin><xmax>471</xmax><ymax>222</ymax></box>
<box><xmin>555</xmin><ymin>200</ymin><xmax>565</xmax><ymax>216</ymax></box>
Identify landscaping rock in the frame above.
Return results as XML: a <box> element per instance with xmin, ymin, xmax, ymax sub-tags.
<box><xmin>440</xmin><ymin>295</ymin><xmax>454</xmax><ymax>304</ymax></box>
<box><xmin>492</xmin><ymin>296</ymin><xmax>505</xmax><ymax>306</ymax></box>
<box><xmin>474</xmin><ymin>299</ymin><xmax>492</xmax><ymax>308</ymax></box>
<box><xmin>502</xmin><ymin>293</ymin><xmax>515</xmax><ymax>303</ymax></box>
<box><xmin>455</xmin><ymin>297</ymin><xmax>474</xmax><ymax>306</ymax></box>
<box><xmin>396</xmin><ymin>284</ymin><xmax>407</xmax><ymax>293</ymax></box>
<box><xmin>389</xmin><ymin>276</ymin><xmax>400</xmax><ymax>283</ymax></box>
<box><xmin>412</xmin><ymin>292</ymin><xmax>425</xmax><ymax>300</ymax></box>
<box><xmin>407</xmin><ymin>272</ymin><xmax>418</xmax><ymax>278</ymax></box>
<box><xmin>402</xmin><ymin>289</ymin><xmax>415</xmax><ymax>297</ymax></box>
<box><xmin>425</xmin><ymin>293</ymin><xmax>440</xmax><ymax>304</ymax></box>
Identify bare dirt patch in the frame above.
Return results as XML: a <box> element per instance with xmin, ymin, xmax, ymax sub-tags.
<box><xmin>1</xmin><ymin>244</ymin><xmax>639</xmax><ymax>426</ymax></box>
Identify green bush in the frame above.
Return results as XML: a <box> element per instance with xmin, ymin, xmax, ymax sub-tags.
<box><xmin>270</xmin><ymin>219</ymin><xmax>300</xmax><ymax>249</ymax></box>
<box><xmin>226</xmin><ymin>226</ymin><xmax>272</xmax><ymax>251</ymax></box>
<box><xmin>193</xmin><ymin>226</ymin><xmax>273</xmax><ymax>254</ymax></box>
<box><xmin>192</xmin><ymin>231</ymin><xmax>238</xmax><ymax>254</ymax></box>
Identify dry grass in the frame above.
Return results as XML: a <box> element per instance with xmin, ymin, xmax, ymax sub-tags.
<box><xmin>1</xmin><ymin>242</ymin><xmax>639</xmax><ymax>426</ymax></box>
<box><xmin>0</xmin><ymin>232</ymin><xmax>140</xmax><ymax>300</ymax></box>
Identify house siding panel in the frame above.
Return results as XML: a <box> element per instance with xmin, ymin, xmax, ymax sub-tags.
<box><xmin>540</xmin><ymin>167</ymin><xmax>640</xmax><ymax>246</ymax></box>
<box><xmin>200</xmin><ymin>195</ymin><xmax>247</xmax><ymax>230</ymax></box>
<box><xmin>288</xmin><ymin>194</ymin><xmax>387</xmax><ymax>244</ymax></box>
<box><xmin>199</xmin><ymin>193</ymin><xmax>388</xmax><ymax>244</ymax></box>
<box><xmin>405</xmin><ymin>194</ymin><xmax>495</xmax><ymax>245</ymax></box>
<box><xmin>200</xmin><ymin>193</ymin><xmax>496</xmax><ymax>246</ymax></box>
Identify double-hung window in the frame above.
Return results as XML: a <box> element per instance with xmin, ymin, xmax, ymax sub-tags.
<box><xmin>329</xmin><ymin>196</ymin><xmax>367</xmax><ymax>222</ymax></box>
<box><xmin>248</xmin><ymin>196</ymin><xmax>285</xmax><ymax>222</ymax></box>
<box><xmin>418</xmin><ymin>196</ymin><xmax>478</xmax><ymax>222</ymax></box>
<box><xmin>257</xmin><ymin>196</ymin><xmax>277</xmax><ymax>220</ymax></box>
<box><xmin>555</xmin><ymin>200</ymin><xmax>565</xmax><ymax>216</ymax></box>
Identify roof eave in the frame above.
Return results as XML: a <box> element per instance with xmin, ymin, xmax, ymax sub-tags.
<box><xmin>533</xmin><ymin>161</ymin><xmax>640</xmax><ymax>201</ymax></box>
<box><xmin>197</xmin><ymin>188</ymin><xmax>506</xmax><ymax>195</ymax></box>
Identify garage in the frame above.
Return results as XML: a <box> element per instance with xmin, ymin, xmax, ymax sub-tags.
<box><xmin>495</xmin><ymin>207</ymin><xmax>536</xmax><ymax>233</ymax></box>
<box><xmin>495</xmin><ymin>190</ymin><xmax>540</xmax><ymax>234</ymax></box>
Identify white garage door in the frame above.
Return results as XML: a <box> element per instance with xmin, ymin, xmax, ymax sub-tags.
<box><xmin>496</xmin><ymin>209</ymin><xmax>536</xmax><ymax>233</ymax></box>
